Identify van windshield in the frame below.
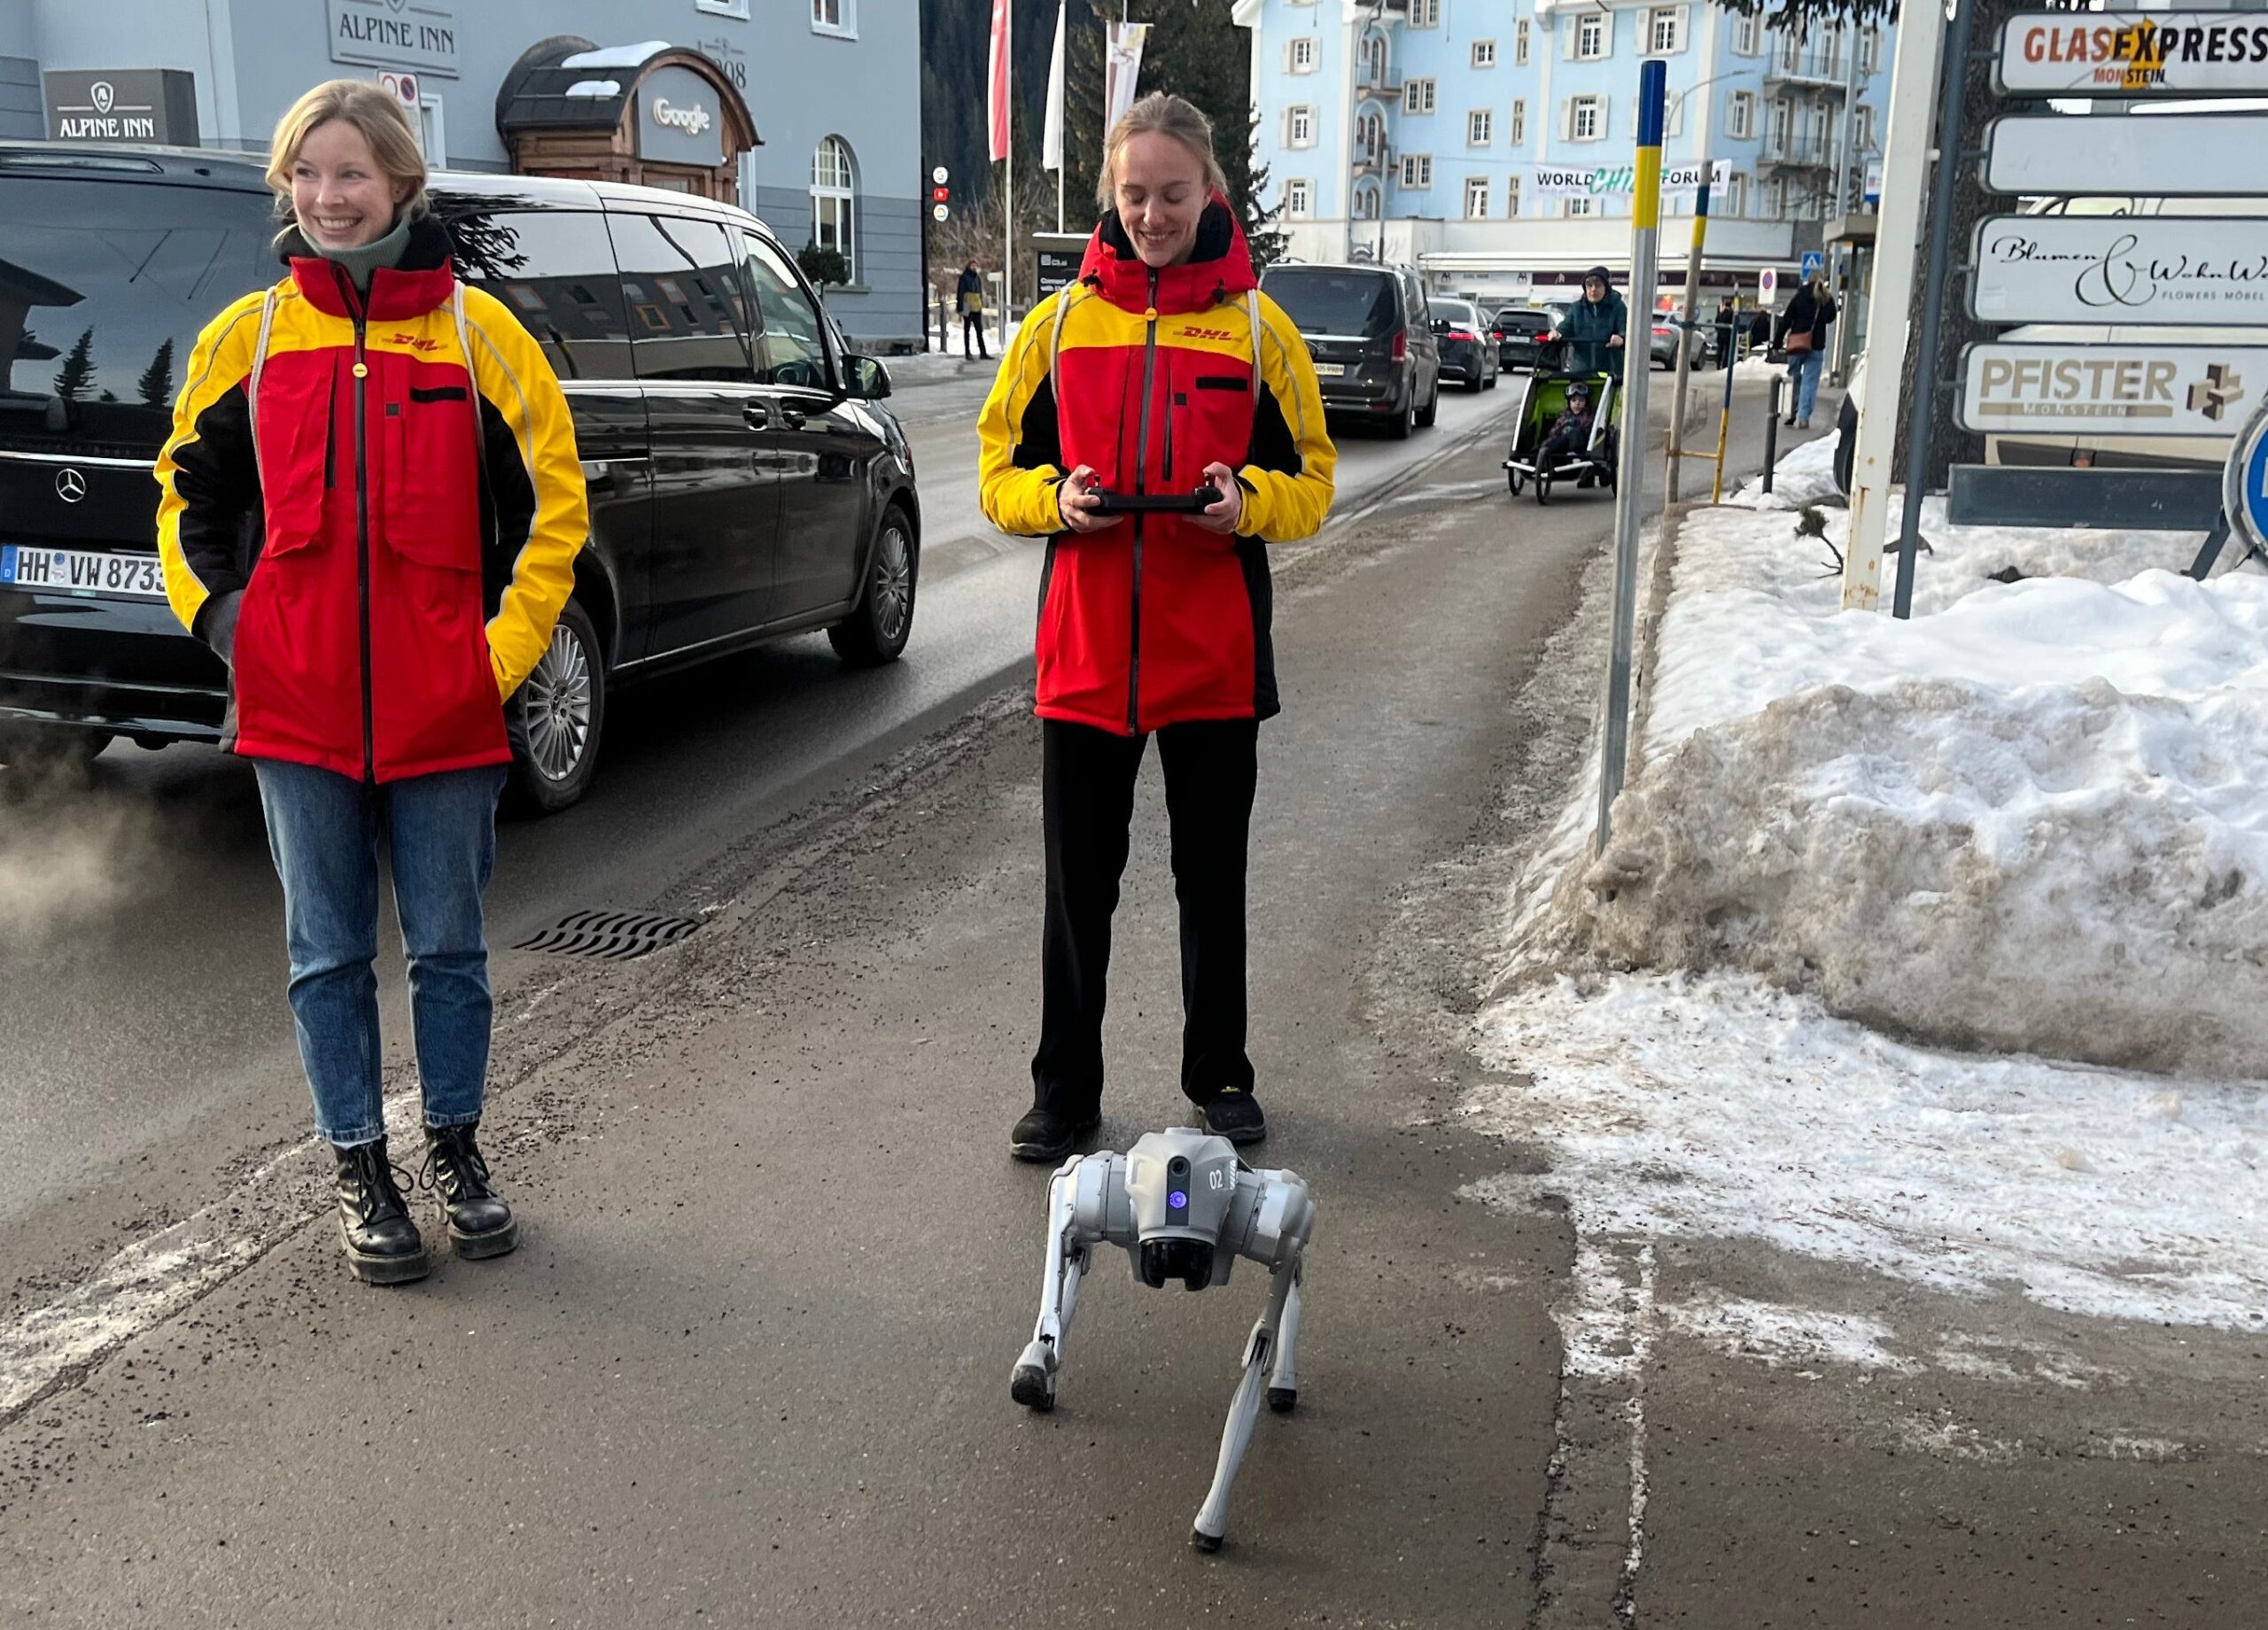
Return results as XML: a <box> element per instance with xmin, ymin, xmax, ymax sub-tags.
<box><xmin>1262</xmin><ymin>268</ymin><xmax>1396</xmax><ymax>337</ymax></box>
<box><xmin>0</xmin><ymin>176</ymin><xmax>276</xmax><ymax>457</ymax></box>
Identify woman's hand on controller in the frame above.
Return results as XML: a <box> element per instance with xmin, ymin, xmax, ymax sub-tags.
<box><xmin>1057</xmin><ymin>465</ymin><xmax>1121</xmax><ymax>533</ymax></box>
<box><xmin>1192</xmin><ymin>462</ymin><xmax>1242</xmax><ymax>536</ymax></box>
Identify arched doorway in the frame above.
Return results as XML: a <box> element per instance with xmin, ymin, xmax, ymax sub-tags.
<box><xmin>497</xmin><ymin>38</ymin><xmax>759</xmax><ymax>203</ymax></box>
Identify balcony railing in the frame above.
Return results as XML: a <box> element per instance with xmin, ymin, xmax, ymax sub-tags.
<box><xmin>1767</xmin><ymin>50</ymin><xmax>1849</xmax><ymax>89</ymax></box>
<box><xmin>1759</xmin><ymin>135</ymin><xmax>1840</xmax><ymax>168</ymax></box>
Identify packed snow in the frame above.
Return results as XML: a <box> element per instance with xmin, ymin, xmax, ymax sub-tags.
<box><xmin>1472</xmin><ymin>437</ymin><xmax>2267</xmax><ymax>1344</ymax></box>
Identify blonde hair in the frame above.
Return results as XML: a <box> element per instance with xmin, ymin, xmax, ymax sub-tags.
<box><xmin>266</xmin><ymin>79</ymin><xmax>429</xmax><ymax>221</ymax></box>
<box><xmin>1096</xmin><ymin>91</ymin><xmax>1229</xmax><ymax>210</ymax></box>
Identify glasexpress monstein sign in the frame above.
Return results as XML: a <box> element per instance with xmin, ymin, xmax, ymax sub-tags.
<box><xmin>1998</xmin><ymin>12</ymin><xmax>2268</xmax><ymax>96</ymax></box>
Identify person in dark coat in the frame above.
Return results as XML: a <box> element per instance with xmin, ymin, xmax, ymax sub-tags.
<box><xmin>957</xmin><ymin>261</ymin><xmax>989</xmax><ymax>360</ymax></box>
<box><xmin>1714</xmin><ymin>296</ymin><xmax>1740</xmax><ymax>366</ymax></box>
<box><xmin>1553</xmin><ymin>265</ymin><xmax>1626</xmax><ymax>379</ymax></box>
<box><xmin>1776</xmin><ymin>276</ymin><xmax>1838</xmax><ymax>428</ymax></box>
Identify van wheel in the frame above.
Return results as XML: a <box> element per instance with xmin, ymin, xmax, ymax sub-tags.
<box><xmin>1386</xmin><ymin>388</ymin><xmax>1414</xmax><ymax>441</ymax></box>
<box><xmin>829</xmin><ymin>504</ymin><xmax>917</xmax><ymax>665</ymax></box>
<box><xmin>1416</xmin><ymin>379</ymin><xmax>1440</xmax><ymax>428</ymax></box>
<box><xmin>507</xmin><ymin>599</ymin><xmax>605</xmax><ymax>816</ymax></box>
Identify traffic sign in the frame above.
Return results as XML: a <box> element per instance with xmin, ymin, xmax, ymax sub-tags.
<box><xmin>932</xmin><ymin>203</ymin><xmax>949</xmax><ymax>222</ymax></box>
<box><xmin>1958</xmin><ymin>342</ymin><xmax>2268</xmax><ymax>438</ymax></box>
<box><xmin>2229</xmin><ymin>398</ymin><xmax>2268</xmax><ymax>554</ymax></box>
<box><xmin>932</xmin><ymin>165</ymin><xmax>949</xmax><ymax>184</ymax></box>
<box><xmin>1997</xmin><ymin>12</ymin><xmax>2268</xmax><ymax>97</ymax></box>
<box><xmin>1984</xmin><ymin>113</ymin><xmax>2268</xmax><ymax>195</ymax></box>
<box><xmin>1971</xmin><ymin>214</ymin><xmax>2268</xmax><ymax>326</ymax></box>
<box><xmin>1799</xmin><ymin>252</ymin><xmax>1823</xmax><ymax>282</ymax></box>
<box><xmin>1758</xmin><ymin>267</ymin><xmax>1777</xmax><ymax>303</ymax></box>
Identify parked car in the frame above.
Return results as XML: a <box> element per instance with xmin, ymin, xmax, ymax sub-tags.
<box><xmin>0</xmin><ymin>144</ymin><xmax>918</xmax><ymax>811</ymax></box>
<box><xmin>1260</xmin><ymin>261</ymin><xmax>1441</xmax><ymax>439</ymax></box>
<box><xmin>1648</xmin><ymin>315</ymin><xmax>1707</xmax><ymax>371</ymax></box>
<box><xmin>1431</xmin><ymin>299</ymin><xmax>1499</xmax><ymax>392</ymax></box>
<box><xmin>1491</xmin><ymin>306</ymin><xmax>1556</xmax><ymax>373</ymax></box>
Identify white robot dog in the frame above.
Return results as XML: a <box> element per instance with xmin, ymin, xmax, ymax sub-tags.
<box><xmin>1011</xmin><ymin>1129</ymin><xmax>1315</xmax><ymax>1551</ymax></box>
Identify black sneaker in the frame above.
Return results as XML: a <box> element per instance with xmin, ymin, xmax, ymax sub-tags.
<box><xmin>1200</xmin><ymin>1088</ymin><xmax>1267</xmax><ymax>1146</ymax></box>
<box><xmin>1010</xmin><ymin>1106</ymin><xmax>1099</xmax><ymax>1163</ymax></box>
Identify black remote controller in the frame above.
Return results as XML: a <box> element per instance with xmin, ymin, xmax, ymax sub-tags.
<box><xmin>1087</xmin><ymin>485</ymin><xmax>1222</xmax><ymax>516</ymax></box>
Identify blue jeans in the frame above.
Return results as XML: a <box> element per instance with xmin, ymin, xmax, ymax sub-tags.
<box><xmin>253</xmin><ymin>760</ymin><xmax>508</xmax><ymax>1148</ymax></box>
<box><xmin>1790</xmin><ymin>348</ymin><xmax>1826</xmax><ymax>424</ymax></box>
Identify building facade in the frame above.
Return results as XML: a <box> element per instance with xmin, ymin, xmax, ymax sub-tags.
<box><xmin>0</xmin><ymin>0</ymin><xmax>921</xmax><ymax>346</ymax></box>
<box><xmin>1235</xmin><ymin>0</ymin><xmax>1891</xmax><ymax>310</ymax></box>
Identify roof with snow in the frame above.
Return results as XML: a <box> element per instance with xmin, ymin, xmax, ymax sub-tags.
<box><xmin>494</xmin><ymin>37</ymin><xmax>757</xmax><ymax>148</ymax></box>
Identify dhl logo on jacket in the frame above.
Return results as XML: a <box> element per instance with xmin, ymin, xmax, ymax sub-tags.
<box><xmin>155</xmin><ymin>218</ymin><xmax>586</xmax><ymax>783</ymax></box>
<box><xmin>978</xmin><ymin>202</ymin><xmax>1335</xmax><ymax>735</ymax></box>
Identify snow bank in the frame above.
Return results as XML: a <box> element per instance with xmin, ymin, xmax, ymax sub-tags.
<box><xmin>1526</xmin><ymin>480</ymin><xmax>2267</xmax><ymax>1075</ymax></box>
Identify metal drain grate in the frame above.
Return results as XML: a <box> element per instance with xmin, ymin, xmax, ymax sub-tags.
<box><xmin>513</xmin><ymin>909</ymin><xmax>703</xmax><ymax>961</ymax></box>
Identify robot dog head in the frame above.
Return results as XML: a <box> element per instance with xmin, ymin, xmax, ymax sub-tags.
<box><xmin>1124</xmin><ymin>1129</ymin><xmax>1244</xmax><ymax>1292</ymax></box>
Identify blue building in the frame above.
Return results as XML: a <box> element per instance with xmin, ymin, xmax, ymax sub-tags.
<box><xmin>1234</xmin><ymin>0</ymin><xmax>1891</xmax><ymax>315</ymax></box>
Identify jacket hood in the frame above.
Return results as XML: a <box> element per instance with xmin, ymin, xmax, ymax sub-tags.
<box><xmin>280</xmin><ymin>214</ymin><xmax>457</xmax><ymax>322</ymax></box>
<box><xmin>1079</xmin><ymin>196</ymin><xmax>1258</xmax><ymax>314</ymax></box>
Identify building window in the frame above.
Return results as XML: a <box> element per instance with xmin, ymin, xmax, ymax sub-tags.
<box><xmin>1860</xmin><ymin>27</ymin><xmax>1881</xmax><ymax>74</ymax></box>
<box><xmin>1354</xmin><ymin>183</ymin><xmax>1382</xmax><ymax>221</ymax></box>
<box><xmin>1728</xmin><ymin>92</ymin><xmax>1754</xmax><ymax>140</ymax></box>
<box><xmin>1399</xmin><ymin>153</ymin><xmax>1433</xmax><ymax>190</ymax></box>
<box><xmin>1516</xmin><ymin>20</ymin><xmax>1532</xmax><ymax>66</ymax></box>
<box><xmin>1648</xmin><ymin>7</ymin><xmax>1684</xmax><ymax>56</ymax></box>
<box><xmin>1285</xmin><ymin>178</ymin><xmax>1312</xmax><ymax>219</ymax></box>
<box><xmin>1723</xmin><ymin>173</ymin><xmax>1748</xmax><ymax>218</ymax></box>
<box><xmin>1355</xmin><ymin>108</ymin><xmax>1386</xmax><ymax>169</ymax></box>
<box><xmin>1569</xmin><ymin>96</ymin><xmax>1604</xmax><ymax>143</ymax></box>
<box><xmin>1472</xmin><ymin>39</ymin><xmax>1497</xmax><ymax>69</ymax></box>
<box><xmin>1762</xmin><ymin>176</ymin><xmax>1784</xmax><ymax>219</ymax></box>
<box><xmin>1288</xmin><ymin>105</ymin><xmax>1315</xmax><ymax>147</ymax></box>
<box><xmin>1577</xmin><ymin>14</ymin><xmax>1608</xmax><ymax>60</ymax></box>
<box><xmin>1858</xmin><ymin>104</ymin><xmax>1878</xmax><ymax>153</ymax></box>
<box><xmin>1410</xmin><ymin>0</ymin><xmax>1441</xmax><ymax>27</ymax></box>
<box><xmin>1733</xmin><ymin>14</ymin><xmax>1761</xmax><ymax>56</ymax></box>
<box><xmin>1505</xmin><ymin>177</ymin><xmax>1521</xmax><ymax>217</ymax></box>
<box><xmin>1404</xmin><ymin>78</ymin><xmax>1436</xmax><ymax>115</ymax></box>
<box><xmin>1565</xmin><ymin>197</ymin><xmax>1595</xmax><ymax>219</ymax></box>
<box><xmin>810</xmin><ymin>0</ymin><xmax>856</xmax><ymax>37</ymax></box>
<box><xmin>811</xmin><ymin>136</ymin><xmax>856</xmax><ymax>283</ymax></box>
<box><xmin>1511</xmin><ymin>99</ymin><xmax>1526</xmax><ymax>146</ymax></box>
<box><xmin>1467</xmin><ymin>108</ymin><xmax>1492</xmax><ymax>146</ymax></box>
<box><xmin>696</xmin><ymin>0</ymin><xmax>750</xmax><ymax>18</ymax></box>
<box><xmin>414</xmin><ymin>94</ymin><xmax>446</xmax><ymax>165</ymax></box>
<box><xmin>1464</xmin><ymin>176</ymin><xmax>1490</xmax><ymax>218</ymax></box>
<box><xmin>1289</xmin><ymin>36</ymin><xmax>1317</xmax><ymax>73</ymax></box>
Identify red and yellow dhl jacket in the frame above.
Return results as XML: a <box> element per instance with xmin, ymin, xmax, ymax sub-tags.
<box><xmin>978</xmin><ymin>200</ymin><xmax>1335</xmax><ymax>734</ymax></box>
<box><xmin>154</xmin><ymin>217</ymin><xmax>586</xmax><ymax>783</ymax></box>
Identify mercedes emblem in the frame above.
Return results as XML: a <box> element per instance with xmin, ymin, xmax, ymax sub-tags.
<box><xmin>54</xmin><ymin>468</ymin><xmax>88</xmax><ymax>504</ymax></box>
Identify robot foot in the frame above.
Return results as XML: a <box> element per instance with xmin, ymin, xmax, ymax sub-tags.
<box><xmin>1011</xmin><ymin>1363</ymin><xmax>1056</xmax><ymax>1411</ymax></box>
<box><xmin>1190</xmin><ymin>1527</ymin><xmax>1224</xmax><ymax>1554</ymax></box>
<box><xmin>1265</xmin><ymin>1386</ymin><xmax>1297</xmax><ymax>1416</ymax></box>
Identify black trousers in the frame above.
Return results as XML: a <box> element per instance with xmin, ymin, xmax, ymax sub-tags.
<box><xmin>962</xmin><ymin>312</ymin><xmax>989</xmax><ymax>359</ymax></box>
<box><xmin>1031</xmin><ymin>717</ymin><xmax>1260</xmax><ymax>1120</ymax></box>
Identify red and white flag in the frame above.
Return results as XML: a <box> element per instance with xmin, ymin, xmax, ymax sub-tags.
<box><xmin>988</xmin><ymin>0</ymin><xmax>1012</xmax><ymax>164</ymax></box>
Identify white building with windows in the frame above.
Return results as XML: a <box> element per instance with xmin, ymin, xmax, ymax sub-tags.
<box><xmin>1236</xmin><ymin>0</ymin><xmax>1891</xmax><ymax>309</ymax></box>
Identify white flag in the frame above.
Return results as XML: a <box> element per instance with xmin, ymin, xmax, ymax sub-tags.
<box><xmin>1042</xmin><ymin>2</ymin><xmax>1068</xmax><ymax>173</ymax></box>
<box><xmin>1104</xmin><ymin>21</ymin><xmax>1151</xmax><ymax>138</ymax></box>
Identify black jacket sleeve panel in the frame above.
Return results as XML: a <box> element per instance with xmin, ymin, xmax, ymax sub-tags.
<box><xmin>169</xmin><ymin>381</ymin><xmax>260</xmax><ymax>615</ymax></box>
<box><xmin>1011</xmin><ymin>375</ymin><xmax>1065</xmax><ymax>474</ymax></box>
<box><xmin>478</xmin><ymin>392</ymin><xmax>540</xmax><ymax>619</ymax></box>
<box><xmin>1246</xmin><ymin>385</ymin><xmax>1301</xmax><ymax>479</ymax></box>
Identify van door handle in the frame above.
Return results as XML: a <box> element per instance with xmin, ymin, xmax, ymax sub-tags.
<box><xmin>742</xmin><ymin>401</ymin><xmax>772</xmax><ymax>431</ymax></box>
<box><xmin>778</xmin><ymin>405</ymin><xmax>806</xmax><ymax>431</ymax></box>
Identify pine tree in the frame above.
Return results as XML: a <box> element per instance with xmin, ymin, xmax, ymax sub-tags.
<box><xmin>52</xmin><ymin>327</ymin><xmax>96</xmax><ymax>402</ymax></box>
<box><xmin>136</xmin><ymin>338</ymin><xmax>175</xmax><ymax>409</ymax></box>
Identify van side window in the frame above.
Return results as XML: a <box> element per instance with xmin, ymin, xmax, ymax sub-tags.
<box><xmin>740</xmin><ymin>233</ymin><xmax>831</xmax><ymax>392</ymax></box>
<box><xmin>443</xmin><ymin>208</ymin><xmax>632</xmax><ymax>382</ymax></box>
<box><xmin>606</xmin><ymin>213</ymin><xmax>757</xmax><ymax>383</ymax></box>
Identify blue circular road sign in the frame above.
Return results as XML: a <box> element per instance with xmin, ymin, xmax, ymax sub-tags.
<box><xmin>2227</xmin><ymin>398</ymin><xmax>2268</xmax><ymax>554</ymax></box>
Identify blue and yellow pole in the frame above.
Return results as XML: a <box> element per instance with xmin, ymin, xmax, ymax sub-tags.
<box><xmin>1596</xmin><ymin>59</ymin><xmax>1668</xmax><ymax>858</ymax></box>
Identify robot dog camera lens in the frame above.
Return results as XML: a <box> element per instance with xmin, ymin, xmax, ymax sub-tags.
<box><xmin>1169</xmin><ymin>1156</ymin><xmax>1188</xmax><ymax>1173</ymax></box>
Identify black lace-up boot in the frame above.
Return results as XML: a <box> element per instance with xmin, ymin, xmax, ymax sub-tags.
<box><xmin>334</xmin><ymin>1138</ymin><xmax>431</xmax><ymax>1285</ymax></box>
<box><xmin>423</xmin><ymin>1123</ymin><xmax>519</xmax><ymax>1259</ymax></box>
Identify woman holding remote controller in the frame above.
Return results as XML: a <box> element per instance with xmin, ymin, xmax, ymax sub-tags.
<box><xmin>978</xmin><ymin>92</ymin><xmax>1336</xmax><ymax>1162</ymax></box>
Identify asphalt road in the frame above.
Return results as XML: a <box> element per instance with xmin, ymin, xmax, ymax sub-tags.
<box><xmin>0</xmin><ymin>363</ymin><xmax>1530</xmax><ymax>1291</ymax></box>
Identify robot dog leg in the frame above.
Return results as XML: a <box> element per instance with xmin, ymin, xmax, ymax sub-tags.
<box><xmin>1010</xmin><ymin>1130</ymin><xmax>1315</xmax><ymax>1551</ymax></box>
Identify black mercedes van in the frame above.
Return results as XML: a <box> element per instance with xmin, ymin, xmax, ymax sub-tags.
<box><xmin>0</xmin><ymin>144</ymin><xmax>918</xmax><ymax>811</ymax></box>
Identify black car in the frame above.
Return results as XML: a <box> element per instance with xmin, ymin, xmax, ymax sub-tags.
<box><xmin>1259</xmin><ymin>261</ymin><xmax>1441</xmax><ymax>439</ymax></box>
<box><xmin>1491</xmin><ymin>306</ymin><xmax>1555</xmax><ymax>373</ymax></box>
<box><xmin>0</xmin><ymin>144</ymin><xmax>918</xmax><ymax>812</ymax></box>
<box><xmin>1431</xmin><ymin>299</ymin><xmax>1499</xmax><ymax>392</ymax></box>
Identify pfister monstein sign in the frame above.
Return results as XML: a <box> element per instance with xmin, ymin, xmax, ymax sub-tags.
<box><xmin>45</xmin><ymin>70</ymin><xmax>199</xmax><ymax>145</ymax></box>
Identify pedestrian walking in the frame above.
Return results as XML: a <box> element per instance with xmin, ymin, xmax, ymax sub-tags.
<box><xmin>154</xmin><ymin>80</ymin><xmax>586</xmax><ymax>1285</ymax></box>
<box><xmin>1714</xmin><ymin>296</ymin><xmax>1739</xmax><ymax>369</ymax></box>
<box><xmin>1778</xmin><ymin>274</ymin><xmax>1837</xmax><ymax>430</ymax></box>
<box><xmin>1748</xmin><ymin>306</ymin><xmax>1773</xmax><ymax>359</ymax></box>
<box><xmin>958</xmin><ymin>261</ymin><xmax>990</xmax><ymax>360</ymax></box>
<box><xmin>1553</xmin><ymin>266</ymin><xmax>1627</xmax><ymax>380</ymax></box>
<box><xmin>977</xmin><ymin>91</ymin><xmax>1336</xmax><ymax>1161</ymax></box>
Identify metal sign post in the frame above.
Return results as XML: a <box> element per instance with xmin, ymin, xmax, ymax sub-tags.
<box><xmin>1595</xmin><ymin>59</ymin><xmax>1667</xmax><ymax>860</ymax></box>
